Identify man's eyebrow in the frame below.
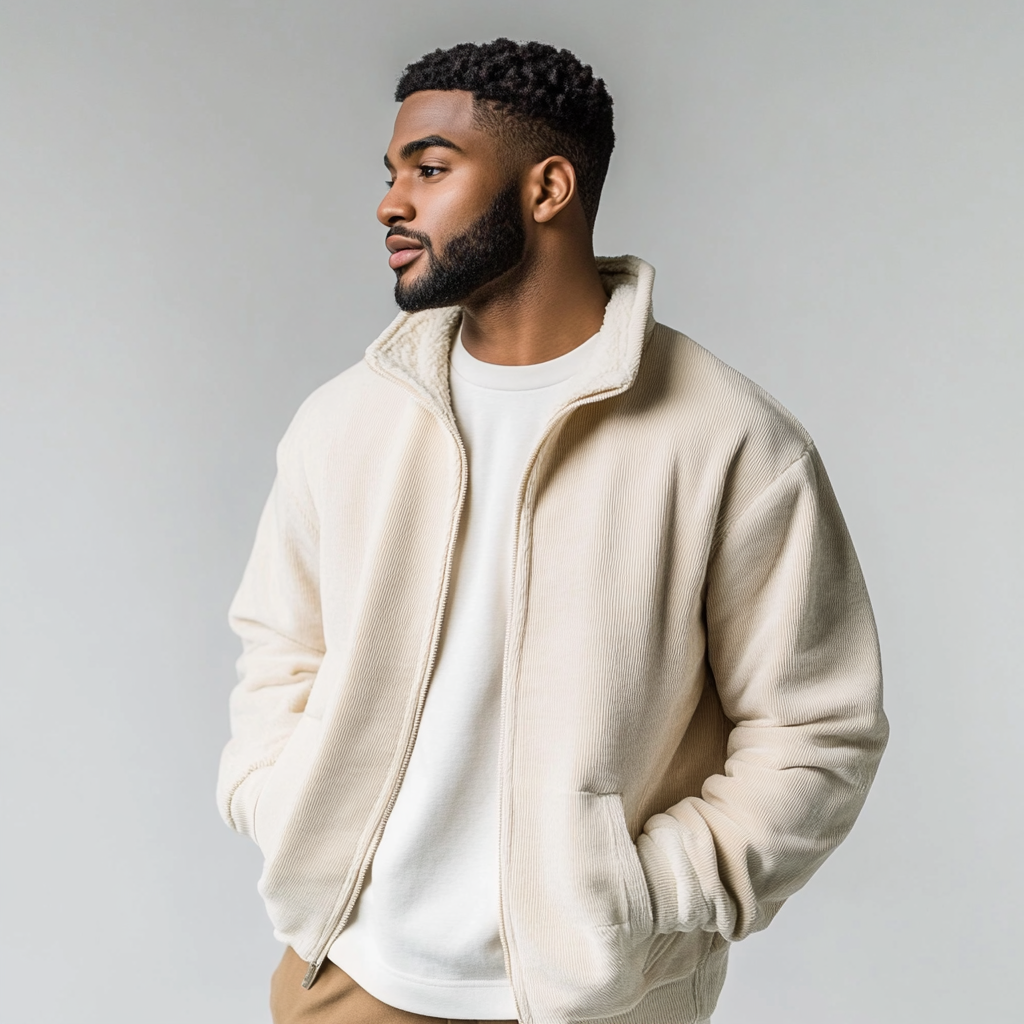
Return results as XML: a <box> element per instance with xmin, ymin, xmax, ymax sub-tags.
<box><xmin>384</xmin><ymin>135</ymin><xmax>464</xmax><ymax>167</ymax></box>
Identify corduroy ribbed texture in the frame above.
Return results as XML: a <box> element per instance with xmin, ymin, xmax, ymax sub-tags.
<box><xmin>217</xmin><ymin>256</ymin><xmax>888</xmax><ymax>1024</ymax></box>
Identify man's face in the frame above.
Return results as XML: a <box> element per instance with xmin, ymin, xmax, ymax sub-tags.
<box><xmin>378</xmin><ymin>90</ymin><xmax>528</xmax><ymax>312</ymax></box>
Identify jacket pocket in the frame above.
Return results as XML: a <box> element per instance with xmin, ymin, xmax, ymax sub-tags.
<box><xmin>253</xmin><ymin>714</ymin><xmax>323</xmax><ymax>859</ymax></box>
<box><xmin>587</xmin><ymin>792</ymin><xmax>654</xmax><ymax>937</ymax></box>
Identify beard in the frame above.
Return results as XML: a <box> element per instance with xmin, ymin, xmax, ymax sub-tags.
<box><xmin>392</xmin><ymin>180</ymin><xmax>527</xmax><ymax>313</ymax></box>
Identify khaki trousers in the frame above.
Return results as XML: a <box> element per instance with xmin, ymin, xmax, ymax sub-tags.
<box><xmin>270</xmin><ymin>946</ymin><xmax>520</xmax><ymax>1024</ymax></box>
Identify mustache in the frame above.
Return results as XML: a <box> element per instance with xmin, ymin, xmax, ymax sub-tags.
<box><xmin>386</xmin><ymin>225</ymin><xmax>434</xmax><ymax>253</ymax></box>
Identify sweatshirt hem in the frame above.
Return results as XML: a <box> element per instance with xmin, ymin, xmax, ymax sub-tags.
<box><xmin>327</xmin><ymin>942</ymin><xmax>518</xmax><ymax>1019</ymax></box>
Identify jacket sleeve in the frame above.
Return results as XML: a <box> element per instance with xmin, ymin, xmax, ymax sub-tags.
<box><xmin>215</xmin><ymin>416</ymin><xmax>325</xmax><ymax>842</ymax></box>
<box><xmin>636</xmin><ymin>445</ymin><xmax>888</xmax><ymax>940</ymax></box>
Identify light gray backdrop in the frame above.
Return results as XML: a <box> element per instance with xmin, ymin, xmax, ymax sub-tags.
<box><xmin>2</xmin><ymin>2</ymin><xmax>1021</xmax><ymax>1022</ymax></box>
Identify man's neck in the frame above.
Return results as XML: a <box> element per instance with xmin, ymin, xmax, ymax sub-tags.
<box><xmin>458</xmin><ymin>249</ymin><xmax>609</xmax><ymax>366</ymax></box>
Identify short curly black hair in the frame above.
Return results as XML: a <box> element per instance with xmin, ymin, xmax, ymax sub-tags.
<box><xmin>395</xmin><ymin>39</ymin><xmax>615</xmax><ymax>228</ymax></box>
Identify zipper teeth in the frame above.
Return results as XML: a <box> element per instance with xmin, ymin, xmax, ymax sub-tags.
<box><xmin>496</xmin><ymin>384</ymin><xmax>631</xmax><ymax>1016</ymax></box>
<box><xmin>305</xmin><ymin>367</ymin><xmax>470</xmax><ymax>982</ymax></box>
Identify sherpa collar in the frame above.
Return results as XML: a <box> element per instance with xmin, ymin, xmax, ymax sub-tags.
<box><xmin>363</xmin><ymin>255</ymin><xmax>656</xmax><ymax>426</ymax></box>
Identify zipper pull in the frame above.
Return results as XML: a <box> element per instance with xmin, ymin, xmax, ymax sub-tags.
<box><xmin>301</xmin><ymin>959</ymin><xmax>323</xmax><ymax>989</ymax></box>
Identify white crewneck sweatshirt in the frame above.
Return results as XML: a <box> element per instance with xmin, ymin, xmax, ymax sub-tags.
<box><xmin>327</xmin><ymin>324</ymin><xmax>602</xmax><ymax>1018</ymax></box>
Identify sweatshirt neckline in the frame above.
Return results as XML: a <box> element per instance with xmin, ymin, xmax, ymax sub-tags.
<box><xmin>449</xmin><ymin>325</ymin><xmax>601</xmax><ymax>392</ymax></box>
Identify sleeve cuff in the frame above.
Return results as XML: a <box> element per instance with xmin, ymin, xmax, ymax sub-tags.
<box><xmin>228</xmin><ymin>765</ymin><xmax>273</xmax><ymax>843</ymax></box>
<box><xmin>637</xmin><ymin>827</ymin><xmax>710</xmax><ymax>933</ymax></box>
<box><xmin>636</xmin><ymin>832</ymin><xmax>680</xmax><ymax>933</ymax></box>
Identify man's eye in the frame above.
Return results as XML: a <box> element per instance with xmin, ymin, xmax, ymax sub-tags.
<box><xmin>384</xmin><ymin>180</ymin><xmax>395</xmax><ymax>189</ymax></box>
<box><xmin>420</xmin><ymin>166</ymin><xmax>443</xmax><ymax>178</ymax></box>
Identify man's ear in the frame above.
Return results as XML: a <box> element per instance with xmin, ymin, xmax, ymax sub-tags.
<box><xmin>529</xmin><ymin>156</ymin><xmax>578</xmax><ymax>223</ymax></box>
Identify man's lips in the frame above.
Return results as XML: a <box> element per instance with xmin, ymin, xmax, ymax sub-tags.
<box><xmin>389</xmin><ymin>247</ymin><xmax>423</xmax><ymax>270</ymax></box>
<box><xmin>386</xmin><ymin>236</ymin><xmax>425</xmax><ymax>270</ymax></box>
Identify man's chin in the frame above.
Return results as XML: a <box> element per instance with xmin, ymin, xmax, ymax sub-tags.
<box><xmin>394</xmin><ymin>260</ymin><xmax>528</xmax><ymax>314</ymax></box>
<box><xmin>394</xmin><ymin>282</ymin><xmax>447</xmax><ymax>314</ymax></box>
<box><xmin>393</xmin><ymin>270</ymin><xmax>464</xmax><ymax>313</ymax></box>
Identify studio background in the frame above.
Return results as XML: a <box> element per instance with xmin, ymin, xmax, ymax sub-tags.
<box><xmin>2</xmin><ymin>2</ymin><xmax>1021</xmax><ymax>1022</ymax></box>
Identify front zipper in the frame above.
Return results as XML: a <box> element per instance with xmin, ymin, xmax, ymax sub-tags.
<box><xmin>300</xmin><ymin>371</ymin><xmax>470</xmax><ymax>989</ymax></box>
<box><xmin>496</xmin><ymin>381</ymin><xmax>639</xmax><ymax>1019</ymax></box>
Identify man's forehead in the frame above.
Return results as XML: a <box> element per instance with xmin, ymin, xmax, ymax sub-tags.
<box><xmin>389</xmin><ymin>90</ymin><xmax>484</xmax><ymax>154</ymax></box>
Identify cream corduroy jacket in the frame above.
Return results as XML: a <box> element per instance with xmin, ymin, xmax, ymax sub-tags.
<box><xmin>217</xmin><ymin>256</ymin><xmax>888</xmax><ymax>1024</ymax></box>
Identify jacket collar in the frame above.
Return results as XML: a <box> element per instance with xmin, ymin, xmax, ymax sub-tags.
<box><xmin>363</xmin><ymin>255</ymin><xmax>657</xmax><ymax>427</ymax></box>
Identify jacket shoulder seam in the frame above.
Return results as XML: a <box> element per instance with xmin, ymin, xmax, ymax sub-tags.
<box><xmin>710</xmin><ymin>444</ymin><xmax>816</xmax><ymax>557</ymax></box>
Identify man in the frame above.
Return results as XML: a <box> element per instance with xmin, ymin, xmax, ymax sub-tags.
<box><xmin>217</xmin><ymin>38</ymin><xmax>888</xmax><ymax>1024</ymax></box>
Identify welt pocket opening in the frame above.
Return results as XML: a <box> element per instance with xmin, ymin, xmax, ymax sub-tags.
<box><xmin>580</xmin><ymin>791</ymin><xmax>654</xmax><ymax>935</ymax></box>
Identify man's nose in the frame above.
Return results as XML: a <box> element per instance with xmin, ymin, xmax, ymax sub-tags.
<box><xmin>377</xmin><ymin>180</ymin><xmax>414</xmax><ymax>227</ymax></box>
